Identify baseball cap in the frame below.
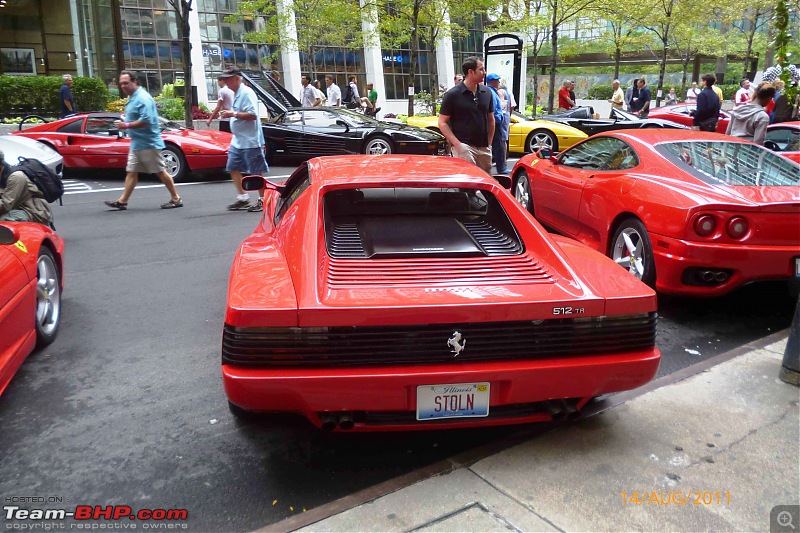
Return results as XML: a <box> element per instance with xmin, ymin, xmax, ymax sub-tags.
<box><xmin>486</xmin><ymin>73</ymin><xmax>501</xmax><ymax>81</ymax></box>
<box><xmin>219</xmin><ymin>66</ymin><xmax>242</xmax><ymax>78</ymax></box>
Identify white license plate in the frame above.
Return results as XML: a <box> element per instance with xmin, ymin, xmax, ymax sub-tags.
<box><xmin>416</xmin><ymin>382</ymin><xmax>490</xmax><ymax>421</ymax></box>
<box><xmin>795</xmin><ymin>257</ymin><xmax>800</xmax><ymax>277</ymax></box>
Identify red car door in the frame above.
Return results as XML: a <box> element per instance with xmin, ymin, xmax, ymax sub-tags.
<box><xmin>533</xmin><ymin>137</ymin><xmax>622</xmax><ymax>237</ymax></box>
<box><xmin>0</xmin><ymin>245</ymin><xmax>32</xmax><ymax>388</ymax></box>
<box><xmin>68</xmin><ymin>116</ymin><xmax>130</xmax><ymax>168</ymax></box>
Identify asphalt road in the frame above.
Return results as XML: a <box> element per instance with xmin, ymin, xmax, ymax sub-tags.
<box><xmin>0</xmin><ymin>167</ymin><xmax>795</xmax><ymax>531</ymax></box>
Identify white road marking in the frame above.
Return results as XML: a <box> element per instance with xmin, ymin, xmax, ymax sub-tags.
<box><xmin>63</xmin><ymin>175</ymin><xmax>292</xmax><ymax>195</ymax></box>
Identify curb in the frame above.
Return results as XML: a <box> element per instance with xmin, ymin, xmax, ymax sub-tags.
<box><xmin>259</xmin><ymin>327</ymin><xmax>790</xmax><ymax>533</ymax></box>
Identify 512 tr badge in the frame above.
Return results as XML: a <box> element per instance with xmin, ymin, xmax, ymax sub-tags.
<box><xmin>553</xmin><ymin>307</ymin><xmax>584</xmax><ymax>315</ymax></box>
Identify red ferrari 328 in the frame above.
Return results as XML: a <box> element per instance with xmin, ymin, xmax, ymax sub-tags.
<box><xmin>510</xmin><ymin>130</ymin><xmax>800</xmax><ymax>297</ymax></box>
<box><xmin>13</xmin><ymin>113</ymin><xmax>232</xmax><ymax>182</ymax></box>
<box><xmin>222</xmin><ymin>155</ymin><xmax>661</xmax><ymax>431</ymax></box>
<box><xmin>0</xmin><ymin>223</ymin><xmax>64</xmax><ymax>396</ymax></box>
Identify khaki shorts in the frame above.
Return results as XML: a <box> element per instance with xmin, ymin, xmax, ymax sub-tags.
<box><xmin>451</xmin><ymin>143</ymin><xmax>492</xmax><ymax>175</ymax></box>
<box><xmin>127</xmin><ymin>148</ymin><xmax>166</xmax><ymax>174</ymax></box>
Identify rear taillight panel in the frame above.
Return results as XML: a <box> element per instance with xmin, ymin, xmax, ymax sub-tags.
<box><xmin>690</xmin><ymin>212</ymin><xmax>752</xmax><ymax>242</ymax></box>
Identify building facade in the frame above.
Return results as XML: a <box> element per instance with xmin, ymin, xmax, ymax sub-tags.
<box><xmin>0</xmin><ymin>0</ymin><xmax>484</xmax><ymax>112</ymax></box>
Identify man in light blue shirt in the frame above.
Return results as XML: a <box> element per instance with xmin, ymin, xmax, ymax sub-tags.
<box><xmin>219</xmin><ymin>66</ymin><xmax>269</xmax><ymax>212</ymax></box>
<box><xmin>105</xmin><ymin>70</ymin><xmax>183</xmax><ymax>210</ymax></box>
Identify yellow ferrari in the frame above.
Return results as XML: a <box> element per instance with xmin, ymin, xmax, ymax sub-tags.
<box><xmin>406</xmin><ymin>111</ymin><xmax>587</xmax><ymax>154</ymax></box>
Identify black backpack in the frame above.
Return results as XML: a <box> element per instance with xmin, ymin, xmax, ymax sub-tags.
<box><xmin>342</xmin><ymin>84</ymin><xmax>358</xmax><ymax>107</ymax></box>
<box><xmin>12</xmin><ymin>157</ymin><xmax>64</xmax><ymax>203</ymax></box>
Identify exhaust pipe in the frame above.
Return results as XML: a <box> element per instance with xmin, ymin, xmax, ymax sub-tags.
<box><xmin>548</xmin><ymin>401</ymin><xmax>565</xmax><ymax>421</ymax></box>
<box><xmin>560</xmin><ymin>400</ymin><xmax>580</xmax><ymax>421</ymax></box>
<box><xmin>338</xmin><ymin>412</ymin><xmax>355</xmax><ymax>430</ymax></box>
<box><xmin>714</xmin><ymin>271</ymin><xmax>728</xmax><ymax>282</ymax></box>
<box><xmin>700</xmin><ymin>270</ymin><xmax>715</xmax><ymax>282</ymax></box>
<box><xmin>320</xmin><ymin>413</ymin><xmax>337</xmax><ymax>431</ymax></box>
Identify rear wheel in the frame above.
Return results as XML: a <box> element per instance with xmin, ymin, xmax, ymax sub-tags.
<box><xmin>526</xmin><ymin>130</ymin><xmax>558</xmax><ymax>153</ymax></box>
<box><xmin>514</xmin><ymin>170</ymin><xmax>533</xmax><ymax>214</ymax></box>
<box><xmin>161</xmin><ymin>145</ymin><xmax>188</xmax><ymax>182</ymax></box>
<box><xmin>35</xmin><ymin>247</ymin><xmax>61</xmax><ymax>347</ymax></box>
<box><xmin>364</xmin><ymin>136</ymin><xmax>393</xmax><ymax>155</ymax></box>
<box><xmin>610</xmin><ymin>218</ymin><xmax>656</xmax><ymax>287</ymax></box>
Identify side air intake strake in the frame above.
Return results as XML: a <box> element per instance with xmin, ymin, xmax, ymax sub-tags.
<box><xmin>222</xmin><ymin>312</ymin><xmax>657</xmax><ymax>367</ymax></box>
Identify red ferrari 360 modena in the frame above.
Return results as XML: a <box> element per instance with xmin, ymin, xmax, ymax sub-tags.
<box><xmin>13</xmin><ymin>113</ymin><xmax>232</xmax><ymax>182</ymax></box>
<box><xmin>510</xmin><ymin>130</ymin><xmax>800</xmax><ymax>297</ymax></box>
<box><xmin>0</xmin><ymin>223</ymin><xmax>64</xmax><ymax>396</ymax></box>
<box><xmin>223</xmin><ymin>155</ymin><xmax>661</xmax><ymax>431</ymax></box>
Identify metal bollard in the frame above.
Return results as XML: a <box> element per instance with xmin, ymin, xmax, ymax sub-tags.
<box><xmin>780</xmin><ymin>294</ymin><xmax>800</xmax><ymax>386</ymax></box>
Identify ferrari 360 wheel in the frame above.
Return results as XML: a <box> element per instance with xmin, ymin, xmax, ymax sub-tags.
<box><xmin>514</xmin><ymin>170</ymin><xmax>533</xmax><ymax>214</ymax></box>
<box><xmin>35</xmin><ymin>247</ymin><xmax>61</xmax><ymax>346</ymax></box>
<box><xmin>610</xmin><ymin>217</ymin><xmax>656</xmax><ymax>287</ymax></box>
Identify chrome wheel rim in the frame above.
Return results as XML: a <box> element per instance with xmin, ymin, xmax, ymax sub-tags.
<box><xmin>365</xmin><ymin>139</ymin><xmax>391</xmax><ymax>155</ymax></box>
<box><xmin>162</xmin><ymin>150</ymin><xmax>181</xmax><ymax>178</ymax></box>
<box><xmin>530</xmin><ymin>132</ymin><xmax>554</xmax><ymax>151</ymax></box>
<box><xmin>515</xmin><ymin>175</ymin><xmax>531</xmax><ymax>209</ymax></box>
<box><xmin>36</xmin><ymin>254</ymin><xmax>60</xmax><ymax>336</ymax></box>
<box><xmin>612</xmin><ymin>228</ymin><xmax>645</xmax><ymax>279</ymax></box>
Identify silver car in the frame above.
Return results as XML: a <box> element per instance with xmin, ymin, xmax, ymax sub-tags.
<box><xmin>0</xmin><ymin>134</ymin><xmax>64</xmax><ymax>177</ymax></box>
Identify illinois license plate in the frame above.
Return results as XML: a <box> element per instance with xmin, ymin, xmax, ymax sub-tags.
<box><xmin>416</xmin><ymin>382</ymin><xmax>490</xmax><ymax>421</ymax></box>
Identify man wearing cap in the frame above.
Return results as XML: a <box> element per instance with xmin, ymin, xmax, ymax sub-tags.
<box><xmin>486</xmin><ymin>73</ymin><xmax>510</xmax><ymax>174</ymax></box>
<box><xmin>438</xmin><ymin>56</ymin><xmax>495</xmax><ymax>174</ymax></box>
<box><xmin>218</xmin><ymin>66</ymin><xmax>268</xmax><ymax>212</ymax></box>
<box><xmin>105</xmin><ymin>70</ymin><xmax>183</xmax><ymax>210</ymax></box>
<box><xmin>60</xmin><ymin>75</ymin><xmax>75</xmax><ymax>118</ymax></box>
<box><xmin>0</xmin><ymin>149</ymin><xmax>53</xmax><ymax>225</ymax></box>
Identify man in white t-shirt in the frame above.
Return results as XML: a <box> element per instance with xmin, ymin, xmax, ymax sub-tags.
<box><xmin>735</xmin><ymin>79</ymin><xmax>751</xmax><ymax>106</ymax></box>
<box><xmin>325</xmin><ymin>75</ymin><xmax>342</xmax><ymax>107</ymax></box>
<box><xmin>207</xmin><ymin>76</ymin><xmax>235</xmax><ymax>132</ymax></box>
<box><xmin>299</xmin><ymin>74</ymin><xmax>321</xmax><ymax>107</ymax></box>
<box><xmin>686</xmin><ymin>81</ymin><xmax>699</xmax><ymax>103</ymax></box>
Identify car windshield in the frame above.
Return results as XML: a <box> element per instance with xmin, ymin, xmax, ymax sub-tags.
<box><xmin>655</xmin><ymin>140</ymin><xmax>800</xmax><ymax>187</ymax></box>
<box><xmin>159</xmin><ymin>118</ymin><xmax>185</xmax><ymax>131</ymax></box>
<box><xmin>612</xmin><ymin>109</ymin><xmax>639</xmax><ymax>121</ymax></box>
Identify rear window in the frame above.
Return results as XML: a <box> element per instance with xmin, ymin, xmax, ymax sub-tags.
<box><xmin>323</xmin><ymin>187</ymin><xmax>523</xmax><ymax>258</ymax></box>
<box><xmin>655</xmin><ymin>140</ymin><xmax>799</xmax><ymax>187</ymax></box>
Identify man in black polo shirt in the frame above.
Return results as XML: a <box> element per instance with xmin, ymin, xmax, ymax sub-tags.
<box><xmin>438</xmin><ymin>56</ymin><xmax>495</xmax><ymax>174</ymax></box>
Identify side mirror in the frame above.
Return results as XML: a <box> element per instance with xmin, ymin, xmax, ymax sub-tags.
<box><xmin>117</xmin><ymin>129</ymin><xmax>125</xmax><ymax>139</ymax></box>
<box><xmin>492</xmin><ymin>174</ymin><xmax>512</xmax><ymax>189</ymax></box>
<box><xmin>537</xmin><ymin>147</ymin><xmax>552</xmax><ymax>159</ymax></box>
<box><xmin>336</xmin><ymin>119</ymin><xmax>350</xmax><ymax>132</ymax></box>
<box><xmin>0</xmin><ymin>225</ymin><xmax>20</xmax><ymax>245</ymax></box>
<box><xmin>241</xmin><ymin>175</ymin><xmax>284</xmax><ymax>193</ymax></box>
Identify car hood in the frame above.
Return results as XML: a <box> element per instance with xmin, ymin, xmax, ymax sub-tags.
<box><xmin>713</xmin><ymin>185</ymin><xmax>800</xmax><ymax>206</ymax></box>
<box><xmin>0</xmin><ymin>135</ymin><xmax>62</xmax><ymax>165</ymax></box>
<box><xmin>164</xmin><ymin>128</ymin><xmax>232</xmax><ymax>145</ymax></box>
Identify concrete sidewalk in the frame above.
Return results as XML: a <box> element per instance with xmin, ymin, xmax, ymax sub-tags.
<box><xmin>267</xmin><ymin>331</ymin><xmax>799</xmax><ymax>533</ymax></box>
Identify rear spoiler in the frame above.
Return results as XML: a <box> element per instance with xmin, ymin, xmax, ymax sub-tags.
<box><xmin>240</xmin><ymin>70</ymin><xmax>301</xmax><ymax>117</ymax></box>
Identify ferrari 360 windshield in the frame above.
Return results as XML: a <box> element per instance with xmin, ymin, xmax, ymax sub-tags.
<box><xmin>656</xmin><ymin>140</ymin><xmax>799</xmax><ymax>187</ymax></box>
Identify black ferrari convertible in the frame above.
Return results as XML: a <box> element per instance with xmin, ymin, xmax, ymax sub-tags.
<box><xmin>241</xmin><ymin>70</ymin><xmax>446</xmax><ymax>161</ymax></box>
<box><xmin>538</xmin><ymin>106</ymin><xmax>688</xmax><ymax>136</ymax></box>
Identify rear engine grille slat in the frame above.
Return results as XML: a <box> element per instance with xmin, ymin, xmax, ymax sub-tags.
<box><xmin>326</xmin><ymin>253</ymin><xmax>553</xmax><ymax>286</ymax></box>
<box><xmin>463</xmin><ymin>220</ymin><xmax>523</xmax><ymax>255</ymax></box>
<box><xmin>222</xmin><ymin>313</ymin><xmax>657</xmax><ymax>367</ymax></box>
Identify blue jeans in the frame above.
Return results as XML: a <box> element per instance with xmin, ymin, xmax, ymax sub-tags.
<box><xmin>226</xmin><ymin>146</ymin><xmax>269</xmax><ymax>174</ymax></box>
<box><xmin>492</xmin><ymin>130</ymin><xmax>508</xmax><ymax>174</ymax></box>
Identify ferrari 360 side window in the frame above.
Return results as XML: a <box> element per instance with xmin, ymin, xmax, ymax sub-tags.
<box><xmin>559</xmin><ymin>137</ymin><xmax>630</xmax><ymax>170</ymax></box>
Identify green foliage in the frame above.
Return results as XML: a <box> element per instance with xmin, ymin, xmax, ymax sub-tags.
<box><xmin>2</xmin><ymin>116</ymin><xmax>43</xmax><ymax>124</ymax></box>
<box><xmin>106</xmin><ymin>98</ymin><xmax>128</xmax><ymax>113</ymax></box>
<box><xmin>155</xmin><ymin>97</ymin><xmax>185</xmax><ymax>121</ymax></box>
<box><xmin>161</xmin><ymin>83</ymin><xmax>177</xmax><ymax>98</ymax></box>
<box><xmin>588</xmin><ymin>84</ymin><xmax>614</xmax><ymax>99</ymax></box>
<box><xmin>0</xmin><ymin>75</ymin><xmax>109</xmax><ymax>117</ymax></box>
<box><xmin>717</xmin><ymin>84</ymin><xmax>740</xmax><ymax>100</ymax></box>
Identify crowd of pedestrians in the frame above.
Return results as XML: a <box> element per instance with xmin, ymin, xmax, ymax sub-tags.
<box><xmin>35</xmin><ymin>62</ymin><xmax>794</xmax><ymax>220</ymax></box>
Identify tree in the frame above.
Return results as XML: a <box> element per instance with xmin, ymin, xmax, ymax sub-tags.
<box><xmin>375</xmin><ymin>0</ymin><xmax>495</xmax><ymax>116</ymax></box>
<box><xmin>669</xmin><ymin>22</ymin><xmax>723</xmax><ymax>94</ymax></box>
<box><xmin>488</xmin><ymin>0</ymin><xmax>550</xmax><ymax>114</ymax></box>
<box><xmin>234</xmin><ymin>0</ymin><xmax>363</xmax><ymax>76</ymax></box>
<box><xmin>722</xmin><ymin>0</ymin><xmax>773</xmax><ymax>78</ymax></box>
<box><xmin>167</xmin><ymin>0</ymin><xmax>194</xmax><ymax>129</ymax></box>
<box><xmin>641</xmin><ymin>0</ymin><xmax>682</xmax><ymax>108</ymax></box>
<box><xmin>544</xmin><ymin>0</ymin><xmax>600</xmax><ymax>113</ymax></box>
<box><xmin>589</xmin><ymin>4</ymin><xmax>650</xmax><ymax>80</ymax></box>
